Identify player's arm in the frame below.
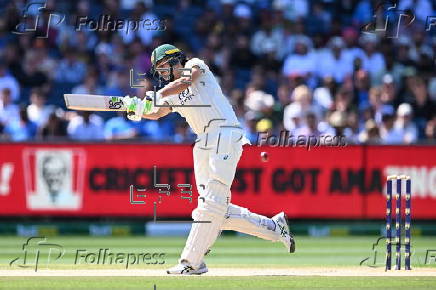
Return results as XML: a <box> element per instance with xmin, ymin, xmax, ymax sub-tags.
<box><xmin>142</xmin><ymin>103</ymin><xmax>171</xmax><ymax>120</ymax></box>
<box><xmin>123</xmin><ymin>93</ymin><xmax>174</xmax><ymax>121</ymax></box>
<box><xmin>159</xmin><ymin>66</ymin><xmax>201</xmax><ymax>97</ymax></box>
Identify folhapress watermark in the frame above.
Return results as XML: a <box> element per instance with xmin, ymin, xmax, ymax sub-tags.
<box><xmin>360</xmin><ymin>236</ymin><xmax>436</xmax><ymax>268</ymax></box>
<box><xmin>12</xmin><ymin>2</ymin><xmax>166</xmax><ymax>38</ymax></box>
<box><xmin>425</xmin><ymin>16</ymin><xmax>436</xmax><ymax>32</ymax></box>
<box><xmin>75</xmin><ymin>248</ymin><xmax>165</xmax><ymax>269</ymax></box>
<box><xmin>9</xmin><ymin>237</ymin><xmax>64</xmax><ymax>272</ymax></box>
<box><xmin>12</xmin><ymin>2</ymin><xmax>65</xmax><ymax>38</ymax></box>
<box><xmin>425</xmin><ymin>249</ymin><xmax>436</xmax><ymax>265</ymax></box>
<box><xmin>75</xmin><ymin>15</ymin><xmax>166</xmax><ymax>34</ymax></box>
<box><xmin>360</xmin><ymin>1</ymin><xmax>436</xmax><ymax>37</ymax></box>
<box><xmin>257</xmin><ymin>131</ymin><xmax>347</xmax><ymax>151</ymax></box>
<box><xmin>9</xmin><ymin>236</ymin><xmax>166</xmax><ymax>271</ymax></box>
<box><xmin>361</xmin><ymin>2</ymin><xmax>415</xmax><ymax>38</ymax></box>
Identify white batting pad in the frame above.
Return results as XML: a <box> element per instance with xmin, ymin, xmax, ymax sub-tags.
<box><xmin>222</xmin><ymin>204</ymin><xmax>279</xmax><ymax>242</ymax></box>
<box><xmin>180</xmin><ymin>180</ymin><xmax>229</xmax><ymax>268</ymax></box>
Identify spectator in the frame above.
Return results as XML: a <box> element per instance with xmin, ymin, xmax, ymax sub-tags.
<box><xmin>232</xmin><ymin>3</ymin><xmax>253</xmax><ymax>36</ymax></box>
<box><xmin>428</xmin><ymin>77</ymin><xmax>436</xmax><ymax>102</ymax></box>
<box><xmin>230</xmin><ymin>89</ymin><xmax>246</xmax><ymax>122</ymax></box>
<box><xmin>55</xmin><ymin>48</ymin><xmax>86</xmax><ymax>84</ymax></box>
<box><xmin>118</xmin><ymin>2</ymin><xmax>152</xmax><ymax>44</ymax></box>
<box><xmin>306</xmin><ymin>2</ymin><xmax>332</xmax><ymax>36</ymax></box>
<box><xmin>104</xmin><ymin>112</ymin><xmax>138</xmax><ymax>140</ymax></box>
<box><xmin>283</xmin><ymin>85</ymin><xmax>322</xmax><ymax>131</ymax></box>
<box><xmin>0</xmin><ymin>60</ymin><xmax>20</xmax><ymax>102</ymax></box>
<box><xmin>199</xmin><ymin>33</ymin><xmax>227</xmax><ymax>76</ymax></box>
<box><xmin>129</xmin><ymin>38</ymin><xmax>152</xmax><ymax>76</ymax></box>
<box><xmin>67</xmin><ymin>111</ymin><xmax>104</xmax><ymax>140</ymax></box>
<box><xmin>39</xmin><ymin>111</ymin><xmax>68</xmax><ymax>140</ymax></box>
<box><xmin>4</xmin><ymin>43</ymin><xmax>23</xmax><ymax>83</ymax></box>
<box><xmin>368</xmin><ymin>86</ymin><xmax>394</xmax><ymax>124</ymax></box>
<box><xmin>243</xmin><ymin>111</ymin><xmax>259</xmax><ymax>145</ymax></box>
<box><xmin>268</xmin><ymin>84</ymin><xmax>289</xmax><ymax>129</ymax></box>
<box><xmin>4</xmin><ymin>107</ymin><xmax>37</xmax><ymax>141</ymax></box>
<box><xmin>229</xmin><ymin>35</ymin><xmax>257</xmax><ymax>88</ymax></box>
<box><xmin>17</xmin><ymin>51</ymin><xmax>49</xmax><ymax>94</ymax></box>
<box><xmin>256</xmin><ymin>118</ymin><xmax>274</xmax><ymax>137</ymax></box>
<box><xmin>104</xmin><ymin>70</ymin><xmax>136</xmax><ymax>98</ymax></box>
<box><xmin>160</xmin><ymin>18</ymin><xmax>183</xmax><ymax>46</ymax></box>
<box><xmin>274</xmin><ymin>0</ymin><xmax>309</xmax><ymax>21</ymax></box>
<box><xmin>399</xmin><ymin>0</ymin><xmax>433</xmax><ymax>23</ymax></box>
<box><xmin>94</xmin><ymin>42</ymin><xmax>117</xmax><ymax>84</ymax></box>
<box><xmin>380</xmin><ymin>74</ymin><xmax>397</xmax><ymax>106</ymax></box>
<box><xmin>409</xmin><ymin>77</ymin><xmax>436</xmax><ymax>137</ymax></box>
<box><xmin>139</xmin><ymin>119</ymin><xmax>169</xmax><ymax>142</ymax></box>
<box><xmin>326</xmin><ymin>110</ymin><xmax>347</xmax><ymax>142</ymax></box>
<box><xmin>283</xmin><ymin>37</ymin><xmax>316</xmax><ymax>78</ymax></box>
<box><xmin>282</xmin><ymin>20</ymin><xmax>313</xmax><ymax>58</ymax></box>
<box><xmin>244</xmin><ymin>90</ymin><xmax>274</xmax><ymax>119</ymax></box>
<box><xmin>352</xmin><ymin>0</ymin><xmax>372</xmax><ymax>26</ymax></box>
<box><xmin>33</xmin><ymin>41</ymin><xmax>58</xmax><ymax>80</ymax></box>
<box><xmin>333</xmin><ymin>87</ymin><xmax>354</xmax><ymax>113</ymax></box>
<box><xmin>174</xmin><ymin>121</ymin><xmax>195</xmax><ymax>144</ymax></box>
<box><xmin>137</xmin><ymin>2</ymin><xmax>160</xmax><ymax>46</ymax></box>
<box><xmin>344</xmin><ymin>111</ymin><xmax>361</xmax><ymax>144</ymax></box>
<box><xmin>386</xmin><ymin>38</ymin><xmax>411</xmax><ymax>84</ymax></box>
<box><xmin>409</xmin><ymin>30</ymin><xmax>433</xmax><ymax>74</ymax></box>
<box><xmin>294</xmin><ymin>111</ymin><xmax>323</xmax><ymax>139</ymax></box>
<box><xmin>395</xmin><ymin>103</ymin><xmax>418</xmax><ymax>144</ymax></box>
<box><xmin>342</xmin><ymin>27</ymin><xmax>361</xmax><ymax>63</ymax></box>
<box><xmin>317</xmin><ymin>37</ymin><xmax>353</xmax><ymax>83</ymax></box>
<box><xmin>380</xmin><ymin>113</ymin><xmax>405</xmax><ymax>144</ymax></box>
<box><xmin>425</xmin><ymin>115</ymin><xmax>436</xmax><ymax>140</ymax></box>
<box><xmin>72</xmin><ymin>73</ymin><xmax>103</xmax><ymax>95</ymax></box>
<box><xmin>313</xmin><ymin>77</ymin><xmax>334</xmax><ymax>113</ymax></box>
<box><xmin>359</xmin><ymin>119</ymin><xmax>381</xmax><ymax>144</ymax></box>
<box><xmin>26</xmin><ymin>88</ymin><xmax>54</xmax><ymax>129</ymax></box>
<box><xmin>360</xmin><ymin>106</ymin><xmax>375</xmax><ymax>129</ymax></box>
<box><xmin>173</xmin><ymin>0</ymin><xmax>204</xmax><ymax>51</ymax></box>
<box><xmin>109</xmin><ymin>35</ymin><xmax>127</xmax><ymax>69</ymax></box>
<box><xmin>0</xmin><ymin>88</ymin><xmax>19</xmax><ymax>126</ymax></box>
<box><xmin>357</xmin><ymin>35</ymin><xmax>386</xmax><ymax>84</ymax></box>
<box><xmin>251</xmin><ymin>16</ymin><xmax>283</xmax><ymax>60</ymax></box>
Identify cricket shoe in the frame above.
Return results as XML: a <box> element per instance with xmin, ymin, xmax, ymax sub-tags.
<box><xmin>272</xmin><ymin>212</ymin><xmax>296</xmax><ymax>253</ymax></box>
<box><xmin>166</xmin><ymin>260</ymin><xmax>208</xmax><ymax>275</ymax></box>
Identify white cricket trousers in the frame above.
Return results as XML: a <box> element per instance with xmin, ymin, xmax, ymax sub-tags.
<box><xmin>180</xmin><ymin>127</ymin><xmax>279</xmax><ymax>268</ymax></box>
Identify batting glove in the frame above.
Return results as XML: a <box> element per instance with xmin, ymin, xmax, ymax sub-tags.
<box><xmin>122</xmin><ymin>94</ymin><xmax>157</xmax><ymax>122</ymax></box>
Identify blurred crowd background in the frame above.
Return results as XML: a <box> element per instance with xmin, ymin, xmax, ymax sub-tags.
<box><xmin>0</xmin><ymin>0</ymin><xmax>435</xmax><ymax>144</ymax></box>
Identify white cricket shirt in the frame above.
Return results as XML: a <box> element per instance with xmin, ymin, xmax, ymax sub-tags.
<box><xmin>160</xmin><ymin>58</ymin><xmax>241</xmax><ymax>135</ymax></box>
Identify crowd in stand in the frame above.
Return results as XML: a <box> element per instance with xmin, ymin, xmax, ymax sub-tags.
<box><xmin>0</xmin><ymin>0</ymin><xmax>435</xmax><ymax>144</ymax></box>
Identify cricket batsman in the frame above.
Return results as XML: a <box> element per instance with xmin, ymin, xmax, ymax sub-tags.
<box><xmin>122</xmin><ymin>44</ymin><xmax>295</xmax><ymax>275</ymax></box>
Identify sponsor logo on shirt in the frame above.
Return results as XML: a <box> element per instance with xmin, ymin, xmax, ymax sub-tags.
<box><xmin>178</xmin><ymin>88</ymin><xmax>194</xmax><ymax>105</ymax></box>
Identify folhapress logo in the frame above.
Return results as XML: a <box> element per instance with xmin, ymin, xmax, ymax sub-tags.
<box><xmin>75</xmin><ymin>249</ymin><xmax>166</xmax><ymax>269</ymax></box>
<box><xmin>9</xmin><ymin>237</ymin><xmax>65</xmax><ymax>272</ymax></box>
<box><xmin>9</xmin><ymin>236</ymin><xmax>166</xmax><ymax>271</ymax></box>
<box><xmin>12</xmin><ymin>2</ymin><xmax>65</xmax><ymax>38</ymax></box>
<box><xmin>361</xmin><ymin>1</ymin><xmax>415</xmax><ymax>38</ymax></box>
<box><xmin>12</xmin><ymin>2</ymin><xmax>165</xmax><ymax>37</ymax></box>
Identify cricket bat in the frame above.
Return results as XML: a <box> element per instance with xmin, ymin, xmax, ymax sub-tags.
<box><xmin>64</xmin><ymin>94</ymin><xmax>126</xmax><ymax>111</ymax></box>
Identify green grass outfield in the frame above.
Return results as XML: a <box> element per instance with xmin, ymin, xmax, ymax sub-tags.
<box><xmin>1</xmin><ymin>235</ymin><xmax>435</xmax><ymax>289</ymax></box>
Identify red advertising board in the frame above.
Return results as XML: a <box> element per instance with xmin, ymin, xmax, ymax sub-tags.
<box><xmin>0</xmin><ymin>143</ymin><xmax>435</xmax><ymax>219</ymax></box>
